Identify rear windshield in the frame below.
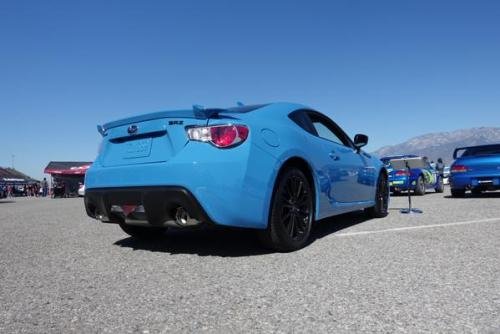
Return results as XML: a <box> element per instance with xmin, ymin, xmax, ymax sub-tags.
<box><xmin>462</xmin><ymin>145</ymin><xmax>500</xmax><ymax>157</ymax></box>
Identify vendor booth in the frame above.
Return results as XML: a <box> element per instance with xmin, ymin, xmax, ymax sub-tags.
<box><xmin>44</xmin><ymin>161</ymin><xmax>91</xmax><ymax>197</ymax></box>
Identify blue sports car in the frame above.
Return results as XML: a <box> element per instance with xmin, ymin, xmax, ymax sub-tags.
<box><xmin>84</xmin><ymin>103</ymin><xmax>389</xmax><ymax>251</ymax></box>
<box><xmin>449</xmin><ymin>144</ymin><xmax>500</xmax><ymax>197</ymax></box>
<box><xmin>381</xmin><ymin>155</ymin><xmax>444</xmax><ymax>195</ymax></box>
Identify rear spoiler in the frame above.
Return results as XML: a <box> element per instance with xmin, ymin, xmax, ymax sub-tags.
<box><xmin>97</xmin><ymin>103</ymin><xmax>269</xmax><ymax>136</ymax></box>
<box><xmin>97</xmin><ymin>106</ymin><xmax>226</xmax><ymax>136</ymax></box>
<box><xmin>453</xmin><ymin>147</ymin><xmax>468</xmax><ymax>160</ymax></box>
<box><xmin>453</xmin><ymin>143</ymin><xmax>500</xmax><ymax>159</ymax></box>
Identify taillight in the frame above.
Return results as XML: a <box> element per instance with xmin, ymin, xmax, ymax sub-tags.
<box><xmin>187</xmin><ymin>124</ymin><xmax>249</xmax><ymax>148</ymax></box>
<box><xmin>451</xmin><ymin>164</ymin><xmax>468</xmax><ymax>173</ymax></box>
<box><xmin>395</xmin><ymin>170</ymin><xmax>409</xmax><ymax>176</ymax></box>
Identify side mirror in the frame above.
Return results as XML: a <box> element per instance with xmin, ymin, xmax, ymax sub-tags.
<box><xmin>354</xmin><ymin>134</ymin><xmax>368</xmax><ymax>149</ymax></box>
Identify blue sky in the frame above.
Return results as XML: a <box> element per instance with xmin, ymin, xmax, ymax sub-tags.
<box><xmin>1</xmin><ymin>0</ymin><xmax>499</xmax><ymax>180</ymax></box>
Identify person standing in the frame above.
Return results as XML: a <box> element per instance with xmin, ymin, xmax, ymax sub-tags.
<box><xmin>42</xmin><ymin>178</ymin><xmax>49</xmax><ymax>197</ymax></box>
<box><xmin>436</xmin><ymin>158</ymin><xmax>445</xmax><ymax>176</ymax></box>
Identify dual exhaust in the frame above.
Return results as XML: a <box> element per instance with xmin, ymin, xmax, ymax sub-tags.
<box><xmin>98</xmin><ymin>205</ymin><xmax>201</xmax><ymax>227</ymax></box>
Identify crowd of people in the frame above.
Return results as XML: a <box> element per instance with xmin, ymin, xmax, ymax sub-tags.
<box><xmin>1</xmin><ymin>178</ymin><xmax>49</xmax><ymax>198</ymax></box>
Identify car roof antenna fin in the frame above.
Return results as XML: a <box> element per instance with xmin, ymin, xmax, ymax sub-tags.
<box><xmin>236</xmin><ymin>101</ymin><xmax>244</xmax><ymax>106</ymax></box>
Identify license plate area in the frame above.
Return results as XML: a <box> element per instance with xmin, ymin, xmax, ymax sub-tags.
<box><xmin>123</xmin><ymin>138</ymin><xmax>152</xmax><ymax>159</ymax></box>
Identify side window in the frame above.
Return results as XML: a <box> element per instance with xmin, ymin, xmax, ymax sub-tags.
<box><xmin>288</xmin><ymin>110</ymin><xmax>316</xmax><ymax>135</ymax></box>
<box><xmin>307</xmin><ymin>112</ymin><xmax>353</xmax><ymax>147</ymax></box>
<box><xmin>311</xmin><ymin>121</ymin><xmax>345</xmax><ymax>145</ymax></box>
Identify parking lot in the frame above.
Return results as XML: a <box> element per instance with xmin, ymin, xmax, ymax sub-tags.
<box><xmin>1</xmin><ymin>190</ymin><xmax>499</xmax><ymax>333</ymax></box>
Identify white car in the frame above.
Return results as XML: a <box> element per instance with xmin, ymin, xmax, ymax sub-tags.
<box><xmin>78</xmin><ymin>184</ymin><xmax>85</xmax><ymax>197</ymax></box>
<box><xmin>443</xmin><ymin>166</ymin><xmax>450</xmax><ymax>185</ymax></box>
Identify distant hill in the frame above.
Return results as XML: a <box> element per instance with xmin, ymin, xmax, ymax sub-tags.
<box><xmin>373</xmin><ymin>127</ymin><xmax>500</xmax><ymax>164</ymax></box>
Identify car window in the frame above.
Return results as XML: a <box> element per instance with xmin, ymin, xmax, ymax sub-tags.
<box><xmin>307</xmin><ymin>112</ymin><xmax>353</xmax><ymax>147</ymax></box>
<box><xmin>311</xmin><ymin>121</ymin><xmax>345</xmax><ymax>145</ymax></box>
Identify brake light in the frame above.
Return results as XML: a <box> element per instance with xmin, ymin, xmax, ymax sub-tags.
<box><xmin>451</xmin><ymin>164</ymin><xmax>468</xmax><ymax>173</ymax></box>
<box><xmin>395</xmin><ymin>170</ymin><xmax>410</xmax><ymax>176</ymax></box>
<box><xmin>187</xmin><ymin>124</ymin><xmax>249</xmax><ymax>148</ymax></box>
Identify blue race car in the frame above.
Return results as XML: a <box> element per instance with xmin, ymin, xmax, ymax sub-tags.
<box><xmin>84</xmin><ymin>103</ymin><xmax>389</xmax><ymax>251</ymax></box>
<box><xmin>381</xmin><ymin>155</ymin><xmax>444</xmax><ymax>195</ymax></box>
<box><xmin>449</xmin><ymin>144</ymin><xmax>500</xmax><ymax>197</ymax></box>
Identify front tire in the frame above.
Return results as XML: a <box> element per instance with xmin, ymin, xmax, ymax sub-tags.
<box><xmin>119</xmin><ymin>222</ymin><xmax>166</xmax><ymax>239</ymax></box>
<box><xmin>366</xmin><ymin>172</ymin><xmax>389</xmax><ymax>218</ymax></box>
<box><xmin>260</xmin><ymin>168</ymin><xmax>314</xmax><ymax>252</ymax></box>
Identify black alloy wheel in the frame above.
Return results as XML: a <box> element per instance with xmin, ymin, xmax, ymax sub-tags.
<box><xmin>366</xmin><ymin>172</ymin><xmax>389</xmax><ymax>218</ymax></box>
<box><xmin>414</xmin><ymin>175</ymin><xmax>426</xmax><ymax>196</ymax></box>
<box><xmin>260</xmin><ymin>168</ymin><xmax>314</xmax><ymax>252</ymax></box>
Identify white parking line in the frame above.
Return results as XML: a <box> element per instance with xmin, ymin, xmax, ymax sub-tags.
<box><xmin>334</xmin><ymin>217</ymin><xmax>500</xmax><ymax>237</ymax></box>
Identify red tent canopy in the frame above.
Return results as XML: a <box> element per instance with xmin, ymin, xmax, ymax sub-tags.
<box><xmin>44</xmin><ymin>161</ymin><xmax>92</xmax><ymax>175</ymax></box>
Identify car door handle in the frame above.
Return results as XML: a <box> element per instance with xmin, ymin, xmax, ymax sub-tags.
<box><xmin>329</xmin><ymin>152</ymin><xmax>340</xmax><ymax>161</ymax></box>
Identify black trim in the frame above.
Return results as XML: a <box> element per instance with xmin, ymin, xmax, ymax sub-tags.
<box><xmin>84</xmin><ymin>186</ymin><xmax>215</xmax><ymax>226</ymax></box>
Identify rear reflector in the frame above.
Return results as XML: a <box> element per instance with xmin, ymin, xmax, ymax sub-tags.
<box><xmin>451</xmin><ymin>164</ymin><xmax>469</xmax><ymax>173</ymax></box>
<box><xmin>187</xmin><ymin>124</ymin><xmax>249</xmax><ymax>148</ymax></box>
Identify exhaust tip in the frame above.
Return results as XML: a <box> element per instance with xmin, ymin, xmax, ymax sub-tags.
<box><xmin>175</xmin><ymin>206</ymin><xmax>190</xmax><ymax>225</ymax></box>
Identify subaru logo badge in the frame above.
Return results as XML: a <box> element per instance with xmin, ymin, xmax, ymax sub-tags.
<box><xmin>127</xmin><ymin>125</ymin><xmax>138</xmax><ymax>134</ymax></box>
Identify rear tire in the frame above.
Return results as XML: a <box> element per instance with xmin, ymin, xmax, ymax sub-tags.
<box><xmin>366</xmin><ymin>172</ymin><xmax>389</xmax><ymax>218</ymax></box>
<box><xmin>435</xmin><ymin>177</ymin><xmax>444</xmax><ymax>193</ymax></box>
<box><xmin>450</xmin><ymin>188</ymin><xmax>466</xmax><ymax>198</ymax></box>
<box><xmin>471</xmin><ymin>188</ymin><xmax>482</xmax><ymax>196</ymax></box>
<box><xmin>259</xmin><ymin>168</ymin><xmax>314</xmax><ymax>252</ymax></box>
<box><xmin>119</xmin><ymin>222</ymin><xmax>166</xmax><ymax>239</ymax></box>
<box><xmin>414</xmin><ymin>175</ymin><xmax>426</xmax><ymax>196</ymax></box>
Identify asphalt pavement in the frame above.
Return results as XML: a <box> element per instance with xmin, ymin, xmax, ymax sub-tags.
<box><xmin>1</xmin><ymin>189</ymin><xmax>499</xmax><ymax>333</ymax></box>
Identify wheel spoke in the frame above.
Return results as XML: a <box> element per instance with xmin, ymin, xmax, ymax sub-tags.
<box><xmin>281</xmin><ymin>210</ymin><xmax>292</xmax><ymax>223</ymax></box>
<box><xmin>295</xmin><ymin>180</ymin><xmax>303</xmax><ymax>200</ymax></box>
<box><xmin>288</xmin><ymin>214</ymin><xmax>296</xmax><ymax>237</ymax></box>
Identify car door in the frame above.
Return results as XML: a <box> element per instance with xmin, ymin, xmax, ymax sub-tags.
<box><xmin>304</xmin><ymin>111</ymin><xmax>372</xmax><ymax>204</ymax></box>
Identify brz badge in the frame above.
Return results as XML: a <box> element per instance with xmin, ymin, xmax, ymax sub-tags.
<box><xmin>128</xmin><ymin>125</ymin><xmax>138</xmax><ymax>134</ymax></box>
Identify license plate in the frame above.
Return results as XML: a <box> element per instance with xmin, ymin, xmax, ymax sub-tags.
<box><xmin>123</xmin><ymin>138</ymin><xmax>152</xmax><ymax>159</ymax></box>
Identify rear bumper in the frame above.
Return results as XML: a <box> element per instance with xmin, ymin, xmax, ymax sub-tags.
<box><xmin>388</xmin><ymin>176</ymin><xmax>412</xmax><ymax>191</ymax></box>
<box><xmin>84</xmin><ymin>141</ymin><xmax>279</xmax><ymax>229</ymax></box>
<box><xmin>84</xmin><ymin>186</ymin><xmax>215</xmax><ymax>226</ymax></box>
<box><xmin>450</xmin><ymin>173</ymin><xmax>500</xmax><ymax>190</ymax></box>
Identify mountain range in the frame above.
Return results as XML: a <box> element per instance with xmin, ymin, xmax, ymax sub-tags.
<box><xmin>373</xmin><ymin>127</ymin><xmax>500</xmax><ymax>164</ymax></box>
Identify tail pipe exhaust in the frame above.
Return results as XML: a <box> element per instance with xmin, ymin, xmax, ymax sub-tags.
<box><xmin>174</xmin><ymin>206</ymin><xmax>199</xmax><ymax>227</ymax></box>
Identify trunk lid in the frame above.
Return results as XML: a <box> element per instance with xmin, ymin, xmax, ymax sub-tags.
<box><xmin>99</xmin><ymin>110</ymin><xmax>207</xmax><ymax>167</ymax></box>
<box><xmin>458</xmin><ymin>155</ymin><xmax>500</xmax><ymax>173</ymax></box>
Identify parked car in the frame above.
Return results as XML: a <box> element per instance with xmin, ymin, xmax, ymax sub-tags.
<box><xmin>78</xmin><ymin>184</ymin><xmax>85</xmax><ymax>197</ymax></box>
<box><xmin>449</xmin><ymin>144</ymin><xmax>500</xmax><ymax>197</ymax></box>
<box><xmin>0</xmin><ymin>186</ymin><xmax>6</xmax><ymax>199</ymax></box>
<box><xmin>381</xmin><ymin>154</ymin><xmax>444</xmax><ymax>195</ymax></box>
<box><xmin>443</xmin><ymin>166</ymin><xmax>450</xmax><ymax>185</ymax></box>
<box><xmin>84</xmin><ymin>103</ymin><xmax>389</xmax><ymax>251</ymax></box>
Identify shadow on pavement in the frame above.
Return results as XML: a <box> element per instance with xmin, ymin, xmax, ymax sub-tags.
<box><xmin>114</xmin><ymin>211</ymin><xmax>370</xmax><ymax>257</ymax></box>
<box><xmin>0</xmin><ymin>200</ymin><xmax>15</xmax><ymax>204</ymax></box>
